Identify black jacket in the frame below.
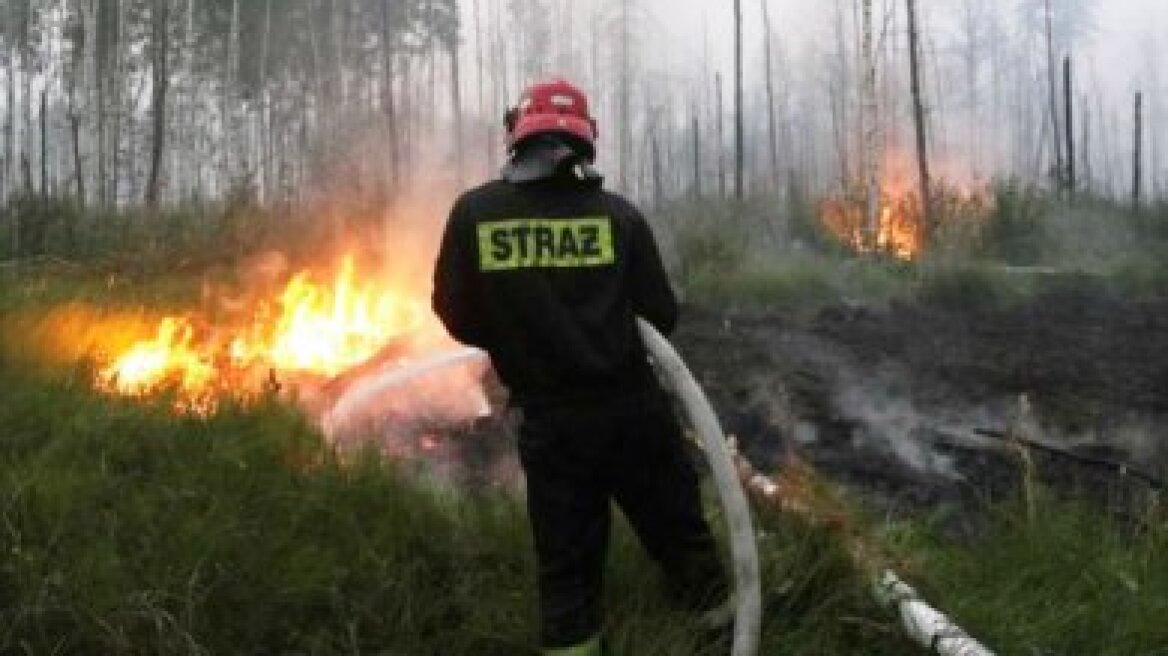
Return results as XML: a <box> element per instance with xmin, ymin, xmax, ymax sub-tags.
<box><xmin>432</xmin><ymin>174</ymin><xmax>677</xmax><ymax>406</ymax></box>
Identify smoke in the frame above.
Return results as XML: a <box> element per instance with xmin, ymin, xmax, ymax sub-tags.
<box><xmin>321</xmin><ymin>348</ymin><xmax>490</xmax><ymax>443</ymax></box>
<box><xmin>832</xmin><ymin>364</ymin><xmax>962</xmax><ymax>480</ymax></box>
<box><xmin>294</xmin><ymin>156</ymin><xmax>507</xmax><ymax>483</ymax></box>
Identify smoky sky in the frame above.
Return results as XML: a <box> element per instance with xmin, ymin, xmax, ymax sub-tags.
<box><xmin>467</xmin><ymin>0</ymin><xmax>1164</xmax><ymax>105</ymax></box>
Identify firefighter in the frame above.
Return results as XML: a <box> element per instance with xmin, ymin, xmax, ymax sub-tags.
<box><xmin>432</xmin><ymin>79</ymin><xmax>730</xmax><ymax>655</ymax></box>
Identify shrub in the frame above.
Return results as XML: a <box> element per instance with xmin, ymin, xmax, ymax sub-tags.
<box><xmin>981</xmin><ymin>181</ymin><xmax>1049</xmax><ymax>265</ymax></box>
<box><xmin>916</xmin><ymin>264</ymin><xmax>1030</xmax><ymax>311</ymax></box>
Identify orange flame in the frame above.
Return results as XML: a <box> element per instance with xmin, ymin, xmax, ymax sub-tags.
<box><xmin>100</xmin><ymin>255</ymin><xmax>427</xmax><ymax>410</ymax></box>
<box><xmin>819</xmin><ymin>193</ymin><xmax>924</xmax><ymax>261</ymax></box>
<box><xmin>101</xmin><ymin>317</ymin><xmax>216</xmax><ymax>397</ymax></box>
<box><xmin>230</xmin><ymin>256</ymin><xmax>424</xmax><ymax>378</ymax></box>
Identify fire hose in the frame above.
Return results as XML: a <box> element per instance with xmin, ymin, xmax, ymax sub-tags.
<box><xmin>636</xmin><ymin>319</ymin><xmax>995</xmax><ymax>656</ymax></box>
<box><xmin>636</xmin><ymin>319</ymin><xmax>763</xmax><ymax>656</ymax></box>
<box><xmin>326</xmin><ymin>321</ymin><xmax>993</xmax><ymax>656</ymax></box>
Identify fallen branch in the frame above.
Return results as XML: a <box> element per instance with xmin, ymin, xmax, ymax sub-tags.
<box><xmin>973</xmin><ymin>428</ymin><xmax>1164</xmax><ymax>491</ymax></box>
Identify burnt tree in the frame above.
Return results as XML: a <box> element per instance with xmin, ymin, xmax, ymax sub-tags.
<box><xmin>145</xmin><ymin>0</ymin><xmax>170</xmax><ymax>210</ymax></box>
<box><xmin>906</xmin><ymin>0</ymin><xmax>932</xmax><ymax>232</ymax></box>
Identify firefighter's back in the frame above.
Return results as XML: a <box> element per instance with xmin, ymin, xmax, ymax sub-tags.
<box><xmin>434</xmin><ymin>174</ymin><xmax>677</xmax><ymax>407</ymax></box>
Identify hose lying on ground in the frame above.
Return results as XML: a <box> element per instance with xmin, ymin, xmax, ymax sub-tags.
<box><xmin>637</xmin><ymin>318</ymin><xmax>763</xmax><ymax>656</ymax></box>
<box><xmin>732</xmin><ymin>454</ymin><xmax>996</xmax><ymax>656</ymax></box>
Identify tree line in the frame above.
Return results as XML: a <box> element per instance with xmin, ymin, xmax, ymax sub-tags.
<box><xmin>0</xmin><ymin>0</ymin><xmax>1162</xmax><ymax>225</ymax></box>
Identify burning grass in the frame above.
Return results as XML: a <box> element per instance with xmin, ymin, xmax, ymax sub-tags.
<box><xmin>96</xmin><ymin>254</ymin><xmax>430</xmax><ymax>411</ymax></box>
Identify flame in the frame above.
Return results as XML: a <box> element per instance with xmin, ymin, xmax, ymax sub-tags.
<box><xmin>875</xmin><ymin>201</ymin><xmax>923</xmax><ymax>261</ymax></box>
<box><xmin>820</xmin><ymin>194</ymin><xmax>924</xmax><ymax>261</ymax></box>
<box><xmin>101</xmin><ymin>317</ymin><xmax>216</xmax><ymax>397</ymax></box>
<box><xmin>99</xmin><ymin>255</ymin><xmax>427</xmax><ymax>410</ymax></box>
<box><xmin>819</xmin><ymin>150</ymin><xmax>996</xmax><ymax>260</ymax></box>
<box><xmin>230</xmin><ymin>256</ymin><xmax>424</xmax><ymax>378</ymax></box>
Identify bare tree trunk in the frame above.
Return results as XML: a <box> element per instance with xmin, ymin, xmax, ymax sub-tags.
<box><xmin>733</xmin><ymin>0</ymin><xmax>744</xmax><ymax>201</ymax></box>
<box><xmin>110</xmin><ymin>0</ymin><xmax>126</xmax><ymax>207</ymax></box>
<box><xmin>474</xmin><ymin>0</ymin><xmax>486</xmax><ymax>173</ymax></box>
<box><xmin>223</xmin><ymin>0</ymin><xmax>239</xmax><ymax>188</ymax></box>
<box><xmin>331</xmin><ymin>0</ymin><xmax>345</xmax><ymax>109</ymax></box>
<box><xmin>68</xmin><ymin>0</ymin><xmax>92</xmax><ymax>205</ymax></box>
<box><xmin>618</xmin><ymin>0</ymin><xmax>631</xmax><ymax>192</ymax></box>
<box><xmin>692</xmin><ymin>110</ymin><xmax>701</xmax><ymax>200</ymax></box>
<box><xmin>94</xmin><ymin>0</ymin><xmax>108</xmax><ymax>206</ymax></box>
<box><xmin>716</xmin><ymin>72</ymin><xmax>725</xmax><ymax>199</ymax></box>
<box><xmin>449</xmin><ymin>35</ymin><xmax>464</xmax><ymax>186</ymax></box>
<box><xmin>1134</xmin><ymin>91</ymin><xmax>1143</xmax><ymax>209</ymax></box>
<box><xmin>906</xmin><ymin>0</ymin><xmax>932</xmax><ymax>232</ymax></box>
<box><xmin>1044</xmin><ymin>0</ymin><xmax>1064</xmax><ymax>188</ymax></box>
<box><xmin>68</xmin><ymin>97</ymin><xmax>85</xmax><ymax>203</ymax></box>
<box><xmin>145</xmin><ymin>0</ymin><xmax>170</xmax><ymax>210</ymax></box>
<box><xmin>3</xmin><ymin>21</ymin><xmax>14</xmax><ymax>205</ymax></box>
<box><xmin>19</xmin><ymin>6</ymin><xmax>32</xmax><ymax>198</ymax></box>
<box><xmin>1080</xmin><ymin>95</ymin><xmax>1091</xmax><ymax>191</ymax></box>
<box><xmin>39</xmin><ymin>88</ymin><xmax>47</xmax><ymax>199</ymax></box>
<box><xmin>861</xmin><ymin>0</ymin><xmax>880</xmax><ymax>248</ymax></box>
<box><xmin>179</xmin><ymin>0</ymin><xmax>194</xmax><ymax>200</ymax></box>
<box><xmin>259</xmin><ymin>0</ymin><xmax>272</xmax><ymax>202</ymax></box>
<box><xmin>491</xmin><ymin>0</ymin><xmax>510</xmax><ymax>172</ymax></box>
<box><xmin>760</xmin><ymin>0</ymin><xmax>779</xmax><ymax>194</ymax></box>
<box><xmin>650</xmin><ymin>121</ymin><xmax>663</xmax><ymax>208</ymax></box>
<box><xmin>830</xmin><ymin>0</ymin><xmax>851</xmax><ymax>190</ymax></box>
<box><xmin>380</xmin><ymin>0</ymin><xmax>400</xmax><ymax>188</ymax></box>
<box><xmin>1063</xmin><ymin>55</ymin><xmax>1075</xmax><ymax>194</ymax></box>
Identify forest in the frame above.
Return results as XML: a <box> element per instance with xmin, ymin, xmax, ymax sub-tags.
<box><xmin>1</xmin><ymin>1</ymin><xmax>1166</xmax><ymax>655</ymax></box>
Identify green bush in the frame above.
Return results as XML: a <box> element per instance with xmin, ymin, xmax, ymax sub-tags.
<box><xmin>916</xmin><ymin>264</ymin><xmax>1025</xmax><ymax>310</ymax></box>
<box><xmin>0</xmin><ymin>184</ymin><xmax>379</xmax><ymax>278</ymax></box>
<box><xmin>674</xmin><ymin>215</ymin><xmax>750</xmax><ymax>287</ymax></box>
<box><xmin>981</xmin><ymin>181</ymin><xmax>1049</xmax><ymax>265</ymax></box>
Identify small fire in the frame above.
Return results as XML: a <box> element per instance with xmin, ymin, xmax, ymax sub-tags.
<box><xmin>230</xmin><ymin>257</ymin><xmax>423</xmax><ymax>378</ymax></box>
<box><xmin>820</xmin><ymin>192</ymin><xmax>925</xmax><ymax>261</ymax></box>
<box><xmin>100</xmin><ymin>255</ymin><xmax>427</xmax><ymax>409</ymax></box>
<box><xmin>102</xmin><ymin>317</ymin><xmax>215</xmax><ymax>397</ymax></box>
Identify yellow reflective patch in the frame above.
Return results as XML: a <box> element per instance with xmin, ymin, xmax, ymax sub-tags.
<box><xmin>477</xmin><ymin>218</ymin><xmax>615</xmax><ymax>271</ymax></box>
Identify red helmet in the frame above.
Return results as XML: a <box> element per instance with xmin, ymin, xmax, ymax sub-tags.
<box><xmin>506</xmin><ymin>79</ymin><xmax>597</xmax><ymax>155</ymax></box>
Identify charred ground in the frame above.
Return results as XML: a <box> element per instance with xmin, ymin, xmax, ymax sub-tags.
<box><xmin>674</xmin><ymin>285</ymin><xmax>1168</xmax><ymax>522</ymax></box>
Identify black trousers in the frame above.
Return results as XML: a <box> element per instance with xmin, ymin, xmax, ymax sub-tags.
<box><xmin>517</xmin><ymin>381</ymin><xmax>729</xmax><ymax>650</ymax></box>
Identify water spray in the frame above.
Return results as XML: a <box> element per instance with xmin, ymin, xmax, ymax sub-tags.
<box><xmin>322</xmin><ymin>347</ymin><xmax>490</xmax><ymax>439</ymax></box>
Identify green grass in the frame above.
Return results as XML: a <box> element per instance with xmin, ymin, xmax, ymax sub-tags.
<box><xmin>0</xmin><ymin>357</ymin><xmax>920</xmax><ymax>655</ymax></box>
<box><xmin>2</xmin><ymin>360</ymin><xmax>1163</xmax><ymax>655</ymax></box>
<box><xmin>894</xmin><ymin>496</ymin><xmax>1168</xmax><ymax>654</ymax></box>
<box><xmin>2</xmin><ymin>268</ymin><xmax>1166</xmax><ymax>655</ymax></box>
<box><xmin>662</xmin><ymin>188</ymin><xmax>1168</xmax><ymax>309</ymax></box>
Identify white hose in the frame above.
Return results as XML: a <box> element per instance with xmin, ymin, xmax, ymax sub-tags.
<box><xmin>322</xmin><ymin>347</ymin><xmax>488</xmax><ymax>436</ymax></box>
<box><xmin>636</xmin><ymin>318</ymin><xmax>763</xmax><ymax>656</ymax></box>
<box><xmin>874</xmin><ymin>571</ymin><xmax>995</xmax><ymax>656</ymax></box>
<box><xmin>733</xmin><ymin>457</ymin><xmax>996</xmax><ymax>656</ymax></box>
